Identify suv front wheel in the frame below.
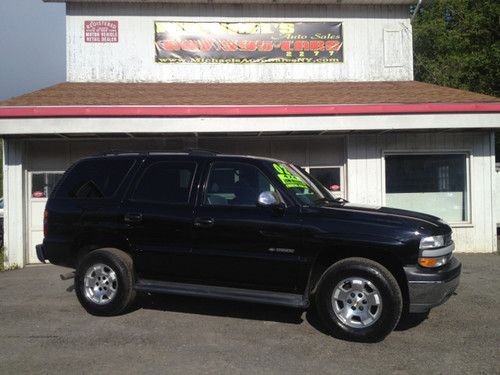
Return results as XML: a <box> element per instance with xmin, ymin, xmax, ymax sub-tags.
<box><xmin>315</xmin><ymin>257</ymin><xmax>402</xmax><ymax>342</ymax></box>
<box><xmin>75</xmin><ymin>248</ymin><xmax>136</xmax><ymax>316</ymax></box>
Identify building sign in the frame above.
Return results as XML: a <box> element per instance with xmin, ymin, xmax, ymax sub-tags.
<box><xmin>85</xmin><ymin>21</ymin><xmax>119</xmax><ymax>43</ymax></box>
<box><xmin>155</xmin><ymin>22</ymin><xmax>343</xmax><ymax>63</ymax></box>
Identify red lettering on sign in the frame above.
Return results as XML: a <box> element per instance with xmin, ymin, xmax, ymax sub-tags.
<box><xmin>238</xmin><ymin>41</ymin><xmax>257</xmax><ymax>52</ymax></box>
<box><xmin>221</xmin><ymin>41</ymin><xmax>238</xmax><ymax>51</ymax></box>
<box><xmin>181</xmin><ymin>40</ymin><xmax>200</xmax><ymax>51</ymax></box>
<box><xmin>326</xmin><ymin>40</ymin><xmax>342</xmax><ymax>51</ymax></box>
<box><xmin>293</xmin><ymin>41</ymin><xmax>309</xmax><ymax>51</ymax></box>
<box><xmin>309</xmin><ymin>40</ymin><xmax>325</xmax><ymax>51</ymax></box>
<box><xmin>280</xmin><ymin>41</ymin><xmax>292</xmax><ymax>51</ymax></box>
<box><xmin>158</xmin><ymin>40</ymin><xmax>180</xmax><ymax>51</ymax></box>
<box><xmin>199</xmin><ymin>40</ymin><xmax>213</xmax><ymax>51</ymax></box>
<box><xmin>256</xmin><ymin>41</ymin><xmax>273</xmax><ymax>52</ymax></box>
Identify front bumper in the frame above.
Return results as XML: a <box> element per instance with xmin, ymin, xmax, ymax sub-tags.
<box><xmin>404</xmin><ymin>256</ymin><xmax>461</xmax><ymax>313</ymax></box>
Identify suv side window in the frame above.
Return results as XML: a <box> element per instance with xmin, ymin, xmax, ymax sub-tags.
<box><xmin>204</xmin><ymin>162</ymin><xmax>275</xmax><ymax>207</ymax></box>
<box><xmin>57</xmin><ymin>158</ymin><xmax>135</xmax><ymax>199</ymax></box>
<box><xmin>132</xmin><ymin>161</ymin><xmax>196</xmax><ymax>204</ymax></box>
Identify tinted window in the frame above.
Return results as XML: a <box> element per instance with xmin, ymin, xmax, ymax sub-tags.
<box><xmin>133</xmin><ymin>162</ymin><xmax>196</xmax><ymax>204</ymax></box>
<box><xmin>386</xmin><ymin>154</ymin><xmax>466</xmax><ymax>193</ymax></box>
<box><xmin>205</xmin><ymin>162</ymin><xmax>275</xmax><ymax>207</ymax></box>
<box><xmin>57</xmin><ymin>159</ymin><xmax>134</xmax><ymax>199</ymax></box>
<box><xmin>385</xmin><ymin>154</ymin><xmax>468</xmax><ymax>222</ymax></box>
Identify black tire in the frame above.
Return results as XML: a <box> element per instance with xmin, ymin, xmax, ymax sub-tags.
<box><xmin>315</xmin><ymin>257</ymin><xmax>402</xmax><ymax>342</ymax></box>
<box><xmin>75</xmin><ymin>248</ymin><xmax>136</xmax><ymax>316</ymax></box>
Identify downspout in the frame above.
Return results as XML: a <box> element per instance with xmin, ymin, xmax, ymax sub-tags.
<box><xmin>411</xmin><ymin>0</ymin><xmax>423</xmax><ymax>24</ymax></box>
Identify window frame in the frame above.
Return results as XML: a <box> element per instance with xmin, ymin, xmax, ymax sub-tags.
<box><xmin>129</xmin><ymin>160</ymin><xmax>198</xmax><ymax>206</ymax></box>
<box><xmin>382</xmin><ymin>150</ymin><xmax>472</xmax><ymax>227</ymax></box>
<box><xmin>28</xmin><ymin>171</ymin><xmax>65</xmax><ymax>200</ymax></box>
<box><xmin>201</xmin><ymin>160</ymin><xmax>283</xmax><ymax>209</ymax></box>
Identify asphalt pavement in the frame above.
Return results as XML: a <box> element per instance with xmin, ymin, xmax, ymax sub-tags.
<box><xmin>0</xmin><ymin>254</ymin><xmax>499</xmax><ymax>375</ymax></box>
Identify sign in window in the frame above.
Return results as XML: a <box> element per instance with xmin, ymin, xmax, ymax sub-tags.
<box><xmin>385</xmin><ymin>154</ymin><xmax>469</xmax><ymax>223</ymax></box>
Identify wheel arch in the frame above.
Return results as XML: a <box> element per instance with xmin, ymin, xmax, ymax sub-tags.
<box><xmin>71</xmin><ymin>231</ymin><xmax>133</xmax><ymax>267</ymax></box>
<box><xmin>309</xmin><ymin>247</ymin><xmax>409</xmax><ymax>310</ymax></box>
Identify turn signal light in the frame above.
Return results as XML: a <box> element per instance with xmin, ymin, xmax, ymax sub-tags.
<box><xmin>418</xmin><ymin>256</ymin><xmax>448</xmax><ymax>268</ymax></box>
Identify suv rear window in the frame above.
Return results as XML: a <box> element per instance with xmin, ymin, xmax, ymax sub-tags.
<box><xmin>57</xmin><ymin>158</ymin><xmax>135</xmax><ymax>199</ymax></box>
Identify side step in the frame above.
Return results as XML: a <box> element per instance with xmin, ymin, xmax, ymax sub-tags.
<box><xmin>135</xmin><ymin>279</ymin><xmax>309</xmax><ymax>309</ymax></box>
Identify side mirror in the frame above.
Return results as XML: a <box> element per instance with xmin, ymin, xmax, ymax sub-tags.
<box><xmin>256</xmin><ymin>191</ymin><xmax>282</xmax><ymax>208</ymax></box>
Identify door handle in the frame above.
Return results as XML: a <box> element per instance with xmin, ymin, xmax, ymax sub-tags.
<box><xmin>194</xmin><ymin>217</ymin><xmax>215</xmax><ymax>228</ymax></box>
<box><xmin>124</xmin><ymin>213</ymin><xmax>143</xmax><ymax>223</ymax></box>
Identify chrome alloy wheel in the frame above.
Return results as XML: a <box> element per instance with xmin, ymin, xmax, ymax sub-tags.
<box><xmin>84</xmin><ymin>263</ymin><xmax>118</xmax><ymax>305</ymax></box>
<box><xmin>331</xmin><ymin>277</ymin><xmax>383</xmax><ymax>328</ymax></box>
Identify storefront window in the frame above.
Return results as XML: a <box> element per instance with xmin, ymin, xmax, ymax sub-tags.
<box><xmin>31</xmin><ymin>173</ymin><xmax>63</xmax><ymax>199</ymax></box>
<box><xmin>305</xmin><ymin>166</ymin><xmax>343</xmax><ymax>199</ymax></box>
<box><xmin>309</xmin><ymin>167</ymin><xmax>342</xmax><ymax>192</ymax></box>
<box><xmin>385</xmin><ymin>154</ymin><xmax>469</xmax><ymax>223</ymax></box>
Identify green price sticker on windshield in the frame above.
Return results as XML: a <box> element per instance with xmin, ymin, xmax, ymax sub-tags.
<box><xmin>273</xmin><ymin>163</ymin><xmax>308</xmax><ymax>189</ymax></box>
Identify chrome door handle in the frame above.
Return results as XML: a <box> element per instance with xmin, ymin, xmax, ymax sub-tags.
<box><xmin>194</xmin><ymin>217</ymin><xmax>215</xmax><ymax>228</ymax></box>
<box><xmin>124</xmin><ymin>213</ymin><xmax>143</xmax><ymax>223</ymax></box>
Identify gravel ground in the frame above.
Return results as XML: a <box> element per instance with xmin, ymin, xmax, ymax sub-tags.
<box><xmin>0</xmin><ymin>254</ymin><xmax>499</xmax><ymax>375</ymax></box>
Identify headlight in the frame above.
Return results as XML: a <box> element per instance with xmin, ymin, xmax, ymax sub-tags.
<box><xmin>419</xmin><ymin>235</ymin><xmax>445</xmax><ymax>250</ymax></box>
<box><xmin>418</xmin><ymin>255</ymin><xmax>449</xmax><ymax>268</ymax></box>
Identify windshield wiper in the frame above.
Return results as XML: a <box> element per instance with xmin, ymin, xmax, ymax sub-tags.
<box><xmin>333</xmin><ymin>197</ymin><xmax>349</xmax><ymax>204</ymax></box>
<box><xmin>314</xmin><ymin>197</ymin><xmax>349</xmax><ymax>205</ymax></box>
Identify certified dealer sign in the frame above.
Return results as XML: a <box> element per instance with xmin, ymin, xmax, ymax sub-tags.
<box><xmin>85</xmin><ymin>21</ymin><xmax>119</xmax><ymax>43</ymax></box>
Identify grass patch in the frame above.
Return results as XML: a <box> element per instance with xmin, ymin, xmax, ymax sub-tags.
<box><xmin>0</xmin><ymin>248</ymin><xmax>19</xmax><ymax>271</ymax></box>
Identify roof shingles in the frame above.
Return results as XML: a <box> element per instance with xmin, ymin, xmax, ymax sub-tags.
<box><xmin>0</xmin><ymin>81</ymin><xmax>498</xmax><ymax>107</ymax></box>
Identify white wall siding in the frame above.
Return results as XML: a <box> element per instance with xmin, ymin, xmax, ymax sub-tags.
<box><xmin>66</xmin><ymin>3</ymin><xmax>413</xmax><ymax>83</ymax></box>
<box><xmin>24</xmin><ymin>136</ymin><xmax>345</xmax><ymax>171</ymax></box>
<box><xmin>347</xmin><ymin>131</ymin><xmax>497</xmax><ymax>253</ymax></box>
<box><xmin>3</xmin><ymin>139</ymin><xmax>26</xmax><ymax>268</ymax></box>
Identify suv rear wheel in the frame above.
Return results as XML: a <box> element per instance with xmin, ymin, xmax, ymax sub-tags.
<box><xmin>75</xmin><ymin>248</ymin><xmax>136</xmax><ymax>316</ymax></box>
<box><xmin>315</xmin><ymin>257</ymin><xmax>402</xmax><ymax>342</ymax></box>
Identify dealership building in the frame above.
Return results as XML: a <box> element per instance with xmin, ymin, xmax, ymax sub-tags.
<box><xmin>1</xmin><ymin>0</ymin><xmax>499</xmax><ymax>268</ymax></box>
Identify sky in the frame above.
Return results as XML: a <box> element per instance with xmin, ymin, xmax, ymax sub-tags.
<box><xmin>0</xmin><ymin>0</ymin><xmax>66</xmax><ymax>100</ymax></box>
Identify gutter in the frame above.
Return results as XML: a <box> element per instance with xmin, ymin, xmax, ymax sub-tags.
<box><xmin>0</xmin><ymin>103</ymin><xmax>499</xmax><ymax>118</ymax></box>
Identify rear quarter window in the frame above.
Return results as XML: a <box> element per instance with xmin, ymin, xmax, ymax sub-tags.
<box><xmin>56</xmin><ymin>158</ymin><xmax>135</xmax><ymax>199</ymax></box>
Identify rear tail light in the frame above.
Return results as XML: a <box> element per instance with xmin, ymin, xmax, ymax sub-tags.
<box><xmin>43</xmin><ymin>210</ymin><xmax>48</xmax><ymax>237</ymax></box>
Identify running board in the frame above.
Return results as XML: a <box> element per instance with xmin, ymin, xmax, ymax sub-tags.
<box><xmin>135</xmin><ymin>279</ymin><xmax>309</xmax><ymax>309</ymax></box>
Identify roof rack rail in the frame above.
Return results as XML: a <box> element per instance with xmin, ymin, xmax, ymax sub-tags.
<box><xmin>99</xmin><ymin>150</ymin><xmax>142</xmax><ymax>156</ymax></box>
<box><xmin>96</xmin><ymin>149</ymin><xmax>219</xmax><ymax>157</ymax></box>
<box><xmin>186</xmin><ymin>149</ymin><xmax>219</xmax><ymax>156</ymax></box>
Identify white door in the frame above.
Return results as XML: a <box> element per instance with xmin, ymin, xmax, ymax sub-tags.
<box><xmin>27</xmin><ymin>172</ymin><xmax>63</xmax><ymax>263</ymax></box>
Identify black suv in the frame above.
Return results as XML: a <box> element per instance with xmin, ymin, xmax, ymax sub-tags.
<box><xmin>37</xmin><ymin>150</ymin><xmax>461</xmax><ymax>342</ymax></box>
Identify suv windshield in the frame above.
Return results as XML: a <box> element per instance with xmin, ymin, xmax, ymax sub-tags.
<box><xmin>270</xmin><ymin>162</ymin><xmax>334</xmax><ymax>206</ymax></box>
